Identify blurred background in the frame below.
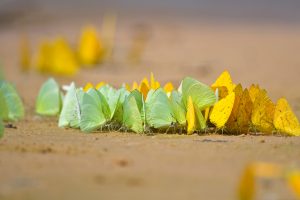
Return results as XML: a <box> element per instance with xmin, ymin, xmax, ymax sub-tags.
<box><xmin>0</xmin><ymin>0</ymin><xmax>300</xmax><ymax>114</ymax></box>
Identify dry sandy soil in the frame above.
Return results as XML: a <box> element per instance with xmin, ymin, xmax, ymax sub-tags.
<box><xmin>0</xmin><ymin>14</ymin><xmax>300</xmax><ymax>199</ymax></box>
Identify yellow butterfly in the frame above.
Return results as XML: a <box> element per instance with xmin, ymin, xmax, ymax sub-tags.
<box><xmin>140</xmin><ymin>77</ymin><xmax>150</xmax><ymax>88</ymax></box>
<box><xmin>251</xmin><ymin>89</ymin><xmax>275</xmax><ymax>134</ymax></box>
<box><xmin>20</xmin><ymin>35</ymin><xmax>31</xmax><ymax>71</ymax></box>
<box><xmin>227</xmin><ymin>86</ymin><xmax>253</xmax><ymax>134</ymax></box>
<box><xmin>83</xmin><ymin>82</ymin><xmax>94</xmax><ymax>92</ymax></box>
<box><xmin>211</xmin><ymin>70</ymin><xmax>236</xmax><ymax>99</ymax></box>
<box><xmin>96</xmin><ymin>81</ymin><xmax>106</xmax><ymax>89</ymax></box>
<box><xmin>186</xmin><ymin>96</ymin><xmax>196</xmax><ymax>134</ymax></box>
<box><xmin>139</xmin><ymin>81</ymin><xmax>149</xmax><ymax>99</ymax></box>
<box><xmin>273</xmin><ymin>98</ymin><xmax>300</xmax><ymax>136</ymax></box>
<box><xmin>131</xmin><ymin>81</ymin><xmax>139</xmax><ymax>91</ymax></box>
<box><xmin>35</xmin><ymin>41</ymin><xmax>52</xmax><ymax>73</ymax></box>
<box><xmin>163</xmin><ymin>82</ymin><xmax>174</xmax><ymax>93</ymax></box>
<box><xmin>150</xmin><ymin>72</ymin><xmax>160</xmax><ymax>89</ymax></box>
<box><xmin>210</xmin><ymin>92</ymin><xmax>235</xmax><ymax>129</ymax></box>
<box><xmin>51</xmin><ymin>38</ymin><xmax>79</xmax><ymax>76</ymax></box>
<box><xmin>186</xmin><ymin>96</ymin><xmax>206</xmax><ymax>134</ymax></box>
<box><xmin>249</xmin><ymin>84</ymin><xmax>261</xmax><ymax>103</ymax></box>
<box><xmin>78</xmin><ymin>26</ymin><xmax>103</xmax><ymax>66</ymax></box>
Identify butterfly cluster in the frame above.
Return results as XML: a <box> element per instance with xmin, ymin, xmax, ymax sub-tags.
<box><xmin>36</xmin><ymin>71</ymin><xmax>300</xmax><ymax>136</ymax></box>
<box><xmin>20</xmin><ymin>21</ymin><xmax>116</xmax><ymax>76</ymax></box>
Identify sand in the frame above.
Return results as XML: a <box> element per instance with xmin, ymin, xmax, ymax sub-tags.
<box><xmin>0</xmin><ymin>15</ymin><xmax>300</xmax><ymax>199</ymax></box>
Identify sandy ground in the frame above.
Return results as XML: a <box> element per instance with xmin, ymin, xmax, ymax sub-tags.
<box><xmin>1</xmin><ymin>14</ymin><xmax>300</xmax><ymax>199</ymax></box>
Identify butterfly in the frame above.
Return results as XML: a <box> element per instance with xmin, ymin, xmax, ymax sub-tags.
<box><xmin>0</xmin><ymin>119</ymin><xmax>3</xmax><ymax>138</ymax></box>
<box><xmin>226</xmin><ymin>85</ymin><xmax>253</xmax><ymax>134</ymax></box>
<box><xmin>51</xmin><ymin>38</ymin><xmax>79</xmax><ymax>76</ymax></box>
<box><xmin>164</xmin><ymin>82</ymin><xmax>174</xmax><ymax>93</ymax></box>
<box><xmin>83</xmin><ymin>82</ymin><xmax>94</xmax><ymax>92</ymax></box>
<box><xmin>181</xmin><ymin>77</ymin><xmax>216</xmax><ymax>111</ymax></box>
<box><xmin>169</xmin><ymin>91</ymin><xmax>186</xmax><ymax>128</ymax></box>
<box><xmin>145</xmin><ymin>88</ymin><xmax>175</xmax><ymax>130</ymax></box>
<box><xmin>273</xmin><ymin>98</ymin><xmax>300</xmax><ymax>136</ymax></box>
<box><xmin>211</xmin><ymin>70</ymin><xmax>236</xmax><ymax>99</ymax></box>
<box><xmin>249</xmin><ymin>84</ymin><xmax>261</xmax><ymax>103</ymax></box>
<box><xmin>251</xmin><ymin>89</ymin><xmax>275</xmax><ymax>134</ymax></box>
<box><xmin>35</xmin><ymin>41</ymin><xmax>52</xmax><ymax>73</ymax></box>
<box><xmin>0</xmin><ymin>81</ymin><xmax>24</xmax><ymax>121</ymax></box>
<box><xmin>59</xmin><ymin>82</ymin><xmax>83</xmax><ymax>128</ymax></box>
<box><xmin>80</xmin><ymin>88</ymin><xmax>107</xmax><ymax>132</ymax></box>
<box><xmin>186</xmin><ymin>96</ymin><xmax>206</xmax><ymax>134</ymax></box>
<box><xmin>20</xmin><ymin>35</ymin><xmax>31</xmax><ymax>71</ymax></box>
<box><xmin>139</xmin><ymin>81</ymin><xmax>149</xmax><ymax>99</ymax></box>
<box><xmin>122</xmin><ymin>92</ymin><xmax>144</xmax><ymax>133</ymax></box>
<box><xmin>150</xmin><ymin>72</ymin><xmax>160</xmax><ymax>89</ymax></box>
<box><xmin>36</xmin><ymin>78</ymin><xmax>63</xmax><ymax>116</ymax></box>
<box><xmin>210</xmin><ymin>92</ymin><xmax>235</xmax><ymax>129</ymax></box>
<box><xmin>78</xmin><ymin>26</ymin><xmax>103</xmax><ymax>66</ymax></box>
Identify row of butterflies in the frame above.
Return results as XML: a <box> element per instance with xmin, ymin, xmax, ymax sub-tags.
<box><xmin>35</xmin><ymin>72</ymin><xmax>300</xmax><ymax>136</ymax></box>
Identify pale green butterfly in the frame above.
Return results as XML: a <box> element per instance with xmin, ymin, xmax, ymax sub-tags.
<box><xmin>98</xmin><ymin>85</ymin><xmax>122</xmax><ymax>120</ymax></box>
<box><xmin>59</xmin><ymin>82</ymin><xmax>83</xmax><ymax>128</ymax></box>
<box><xmin>112</xmin><ymin>87</ymin><xmax>130</xmax><ymax>124</ymax></box>
<box><xmin>0</xmin><ymin>90</ymin><xmax>9</xmax><ymax>120</ymax></box>
<box><xmin>169</xmin><ymin>91</ymin><xmax>186</xmax><ymax>127</ymax></box>
<box><xmin>145</xmin><ymin>88</ymin><xmax>176</xmax><ymax>129</ymax></box>
<box><xmin>181</xmin><ymin>77</ymin><xmax>216</xmax><ymax>110</ymax></box>
<box><xmin>0</xmin><ymin>119</ymin><xmax>4</xmax><ymax>138</ymax></box>
<box><xmin>36</xmin><ymin>78</ymin><xmax>63</xmax><ymax>116</ymax></box>
<box><xmin>80</xmin><ymin>88</ymin><xmax>106</xmax><ymax>132</ymax></box>
<box><xmin>0</xmin><ymin>81</ymin><xmax>24</xmax><ymax>121</ymax></box>
<box><xmin>122</xmin><ymin>92</ymin><xmax>143</xmax><ymax>133</ymax></box>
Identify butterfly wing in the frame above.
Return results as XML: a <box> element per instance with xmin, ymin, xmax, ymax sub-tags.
<box><xmin>251</xmin><ymin>89</ymin><xmax>275</xmax><ymax>133</ymax></box>
<box><xmin>146</xmin><ymin>88</ymin><xmax>175</xmax><ymax>129</ymax></box>
<box><xmin>80</xmin><ymin>89</ymin><xmax>106</xmax><ymax>132</ymax></box>
<box><xmin>186</xmin><ymin>96</ymin><xmax>195</xmax><ymax>134</ymax></box>
<box><xmin>170</xmin><ymin>91</ymin><xmax>186</xmax><ymax>126</ymax></box>
<box><xmin>0</xmin><ymin>81</ymin><xmax>24</xmax><ymax>121</ymax></box>
<box><xmin>210</xmin><ymin>92</ymin><xmax>235</xmax><ymax>129</ymax></box>
<box><xmin>113</xmin><ymin>88</ymin><xmax>130</xmax><ymax>123</ymax></box>
<box><xmin>273</xmin><ymin>98</ymin><xmax>300</xmax><ymax>136</ymax></box>
<box><xmin>122</xmin><ymin>95</ymin><xmax>143</xmax><ymax>133</ymax></box>
<box><xmin>59</xmin><ymin>83</ymin><xmax>82</xmax><ymax>128</ymax></box>
<box><xmin>182</xmin><ymin>77</ymin><xmax>216</xmax><ymax>110</ymax></box>
<box><xmin>249</xmin><ymin>84</ymin><xmax>261</xmax><ymax>103</ymax></box>
<box><xmin>36</xmin><ymin>78</ymin><xmax>62</xmax><ymax>116</ymax></box>
<box><xmin>0</xmin><ymin>90</ymin><xmax>9</xmax><ymax>120</ymax></box>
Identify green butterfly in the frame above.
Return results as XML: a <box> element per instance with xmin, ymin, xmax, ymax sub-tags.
<box><xmin>122</xmin><ymin>91</ymin><xmax>143</xmax><ymax>133</ymax></box>
<box><xmin>112</xmin><ymin>87</ymin><xmax>130</xmax><ymax>124</ymax></box>
<box><xmin>0</xmin><ymin>120</ymin><xmax>4</xmax><ymax>138</ymax></box>
<box><xmin>169</xmin><ymin>90</ymin><xmax>186</xmax><ymax>127</ymax></box>
<box><xmin>0</xmin><ymin>81</ymin><xmax>24</xmax><ymax>121</ymax></box>
<box><xmin>181</xmin><ymin>77</ymin><xmax>216</xmax><ymax>110</ymax></box>
<box><xmin>59</xmin><ymin>83</ymin><xmax>83</xmax><ymax>128</ymax></box>
<box><xmin>98</xmin><ymin>85</ymin><xmax>122</xmax><ymax>120</ymax></box>
<box><xmin>0</xmin><ymin>90</ymin><xmax>9</xmax><ymax>120</ymax></box>
<box><xmin>36</xmin><ymin>78</ymin><xmax>63</xmax><ymax>116</ymax></box>
<box><xmin>80</xmin><ymin>88</ymin><xmax>106</xmax><ymax>132</ymax></box>
<box><xmin>145</xmin><ymin>88</ymin><xmax>176</xmax><ymax>129</ymax></box>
